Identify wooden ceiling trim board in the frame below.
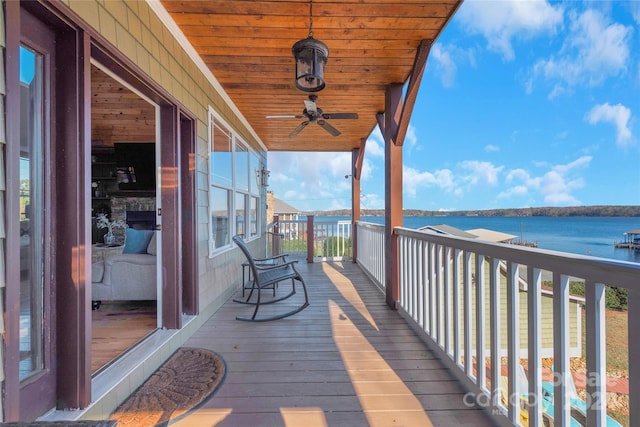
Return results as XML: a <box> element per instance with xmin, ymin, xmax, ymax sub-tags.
<box><xmin>161</xmin><ymin>1</ymin><xmax>457</xmax><ymax>17</ymax></box>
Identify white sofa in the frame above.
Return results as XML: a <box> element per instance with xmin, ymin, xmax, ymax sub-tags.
<box><xmin>92</xmin><ymin>231</ymin><xmax>157</xmax><ymax>301</ymax></box>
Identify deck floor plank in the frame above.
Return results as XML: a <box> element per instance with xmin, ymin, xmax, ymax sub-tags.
<box><xmin>175</xmin><ymin>260</ymin><xmax>495</xmax><ymax>427</ymax></box>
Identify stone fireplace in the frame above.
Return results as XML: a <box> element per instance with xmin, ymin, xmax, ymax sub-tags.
<box><xmin>110</xmin><ymin>196</ymin><xmax>156</xmax><ymax>242</ymax></box>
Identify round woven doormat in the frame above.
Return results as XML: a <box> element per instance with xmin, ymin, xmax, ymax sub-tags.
<box><xmin>110</xmin><ymin>347</ymin><xmax>226</xmax><ymax>427</ymax></box>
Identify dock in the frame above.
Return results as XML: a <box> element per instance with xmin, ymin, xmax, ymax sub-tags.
<box><xmin>615</xmin><ymin>229</ymin><xmax>640</xmax><ymax>250</ymax></box>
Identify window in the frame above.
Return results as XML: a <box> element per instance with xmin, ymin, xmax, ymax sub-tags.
<box><xmin>209</xmin><ymin>115</ymin><xmax>233</xmax><ymax>252</ymax></box>
<box><xmin>209</xmin><ymin>109</ymin><xmax>263</xmax><ymax>255</ymax></box>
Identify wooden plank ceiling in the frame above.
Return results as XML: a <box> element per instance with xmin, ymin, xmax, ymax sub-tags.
<box><xmin>91</xmin><ymin>64</ymin><xmax>156</xmax><ymax>145</ymax></box>
<box><xmin>160</xmin><ymin>0</ymin><xmax>462</xmax><ymax>152</ymax></box>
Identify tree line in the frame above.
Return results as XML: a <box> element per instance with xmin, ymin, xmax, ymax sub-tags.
<box><xmin>309</xmin><ymin>205</ymin><xmax>640</xmax><ymax>217</ymax></box>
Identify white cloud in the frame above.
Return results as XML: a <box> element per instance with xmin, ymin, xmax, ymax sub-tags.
<box><xmin>531</xmin><ymin>9</ymin><xmax>632</xmax><ymax>94</ymax></box>
<box><xmin>406</xmin><ymin>124</ymin><xmax>418</xmax><ymax>149</ymax></box>
<box><xmin>500</xmin><ymin>156</ymin><xmax>592</xmax><ymax>205</ymax></box>
<box><xmin>585</xmin><ymin>103</ymin><xmax>633</xmax><ymax>147</ymax></box>
<box><xmin>361</xmin><ymin>193</ymin><xmax>384</xmax><ymax>210</ymax></box>
<box><xmin>267</xmin><ymin>151</ymin><xmax>356</xmax><ymax>210</ymax></box>
<box><xmin>431</xmin><ymin>44</ymin><xmax>457</xmax><ymax>87</ymax></box>
<box><xmin>366</xmin><ymin>127</ymin><xmax>385</xmax><ymax>157</ymax></box>
<box><xmin>484</xmin><ymin>144</ymin><xmax>500</xmax><ymax>152</ymax></box>
<box><xmin>430</xmin><ymin>43</ymin><xmax>476</xmax><ymax>87</ymax></box>
<box><xmin>460</xmin><ymin>160</ymin><xmax>504</xmax><ymax>186</ymax></box>
<box><xmin>403</xmin><ymin>166</ymin><xmax>455</xmax><ymax>197</ymax></box>
<box><xmin>631</xmin><ymin>2</ymin><xmax>640</xmax><ymax>26</ymax></box>
<box><xmin>457</xmin><ymin>0</ymin><xmax>563</xmax><ymax>61</ymax></box>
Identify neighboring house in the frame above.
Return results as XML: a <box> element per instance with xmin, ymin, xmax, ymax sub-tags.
<box><xmin>419</xmin><ymin>224</ymin><xmax>478</xmax><ymax>239</ymax></box>
<box><xmin>419</xmin><ymin>224</ymin><xmax>583</xmax><ymax>358</ymax></box>
<box><xmin>466</xmin><ymin>228</ymin><xmax>518</xmax><ymax>244</ymax></box>
<box><xmin>418</xmin><ymin>224</ymin><xmax>518</xmax><ymax>243</ymax></box>
<box><xmin>267</xmin><ymin>191</ymin><xmax>302</xmax><ymax>239</ymax></box>
<box><xmin>267</xmin><ymin>191</ymin><xmax>302</xmax><ymax>224</ymax></box>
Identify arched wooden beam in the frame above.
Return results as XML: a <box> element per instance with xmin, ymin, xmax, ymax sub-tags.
<box><xmin>376</xmin><ymin>39</ymin><xmax>433</xmax><ymax>147</ymax></box>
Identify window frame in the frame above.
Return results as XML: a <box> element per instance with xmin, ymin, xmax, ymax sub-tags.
<box><xmin>208</xmin><ymin>107</ymin><xmax>263</xmax><ymax>257</ymax></box>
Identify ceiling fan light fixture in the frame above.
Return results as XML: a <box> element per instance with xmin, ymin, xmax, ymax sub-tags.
<box><xmin>292</xmin><ymin>0</ymin><xmax>328</xmax><ymax>93</ymax></box>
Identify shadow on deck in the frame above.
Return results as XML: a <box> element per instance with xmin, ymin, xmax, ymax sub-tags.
<box><xmin>173</xmin><ymin>260</ymin><xmax>496</xmax><ymax>426</ymax></box>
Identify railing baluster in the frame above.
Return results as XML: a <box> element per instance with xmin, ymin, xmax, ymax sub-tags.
<box><xmin>629</xmin><ymin>287</ymin><xmax>640</xmax><ymax>427</ymax></box>
<box><xmin>507</xmin><ymin>261</ymin><xmax>520</xmax><ymax>424</ymax></box>
<box><xmin>553</xmin><ymin>273</ymin><xmax>570</xmax><ymax>427</ymax></box>
<box><xmin>453</xmin><ymin>248</ymin><xmax>461</xmax><ymax>366</ymax></box>
<box><xmin>400</xmin><ymin>236</ymin><xmax>407</xmax><ymax>310</ymax></box>
<box><xmin>444</xmin><ymin>246</ymin><xmax>451</xmax><ymax>356</ymax></box>
<box><xmin>489</xmin><ymin>257</ymin><xmax>501</xmax><ymax>412</ymax></box>
<box><xmin>429</xmin><ymin>242</ymin><xmax>437</xmax><ymax>336</ymax></box>
<box><xmin>417</xmin><ymin>241</ymin><xmax>426</xmax><ymax>330</ymax></box>
<box><xmin>527</xmin><ymin>267</ymin><xmax>543</xmax><ymax>427</ymax></box>
<box><xmin>585</xmin><ymin>281</ymin><xmax>606</xmax><ymax>427</ymax></box>
<box><xmin>475</xmin><ymin>253</ymin><xmax>486</xmax><ymax>390</ymax></box>
<box><xmin>410</xmin><ymin>236</ymin><xmax>415</xmax><ymax>318</ymax></box>
<box><xmin>464</xmin><ymin>251</ymin><xmax>472</xmax><ymax>378</ymax></box>
<box><xmin>436</xmin><ymin>245</ymin><xmax>443</xmax><ymax>347</ymax></box>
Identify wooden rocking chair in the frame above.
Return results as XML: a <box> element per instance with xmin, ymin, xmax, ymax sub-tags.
<box><xmin>232</xmin><ymin>235</ymin><xmax>309</xmax><ymax>321</ymax></box>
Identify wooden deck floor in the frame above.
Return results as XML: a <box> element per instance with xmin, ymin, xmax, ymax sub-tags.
<box><xmin>174</xmin><ymin>260</ymin><xmax>496</xmax><ymax>427</ymax></box>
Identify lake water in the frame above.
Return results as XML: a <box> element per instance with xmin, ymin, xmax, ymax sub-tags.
<box><xmin>313</xmin><ymin>215</ymin><xmax>640</xmax><ymax>264</ymax></box>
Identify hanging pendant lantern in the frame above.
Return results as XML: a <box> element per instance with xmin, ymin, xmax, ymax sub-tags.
<box><xmin>292</xmin><ymin>0</ymin><xmax>328</xmax><ymax>92</ymax></box>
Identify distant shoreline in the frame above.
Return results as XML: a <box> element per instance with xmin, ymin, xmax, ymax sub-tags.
<box><xmin>307</xmin><ymin>205</ymin><xmax>640</xmax><ymax>218</ymax></box>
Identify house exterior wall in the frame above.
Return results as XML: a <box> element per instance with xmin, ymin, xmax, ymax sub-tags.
<box><xmin>62</xmin><ymin>0</ymin><xmax>267</xmax><ymax>311</ymax></box>
<box><xmin>1</xmin><ymin>0</ymin><xmax>266</xmax><ymax>419</ymax></box>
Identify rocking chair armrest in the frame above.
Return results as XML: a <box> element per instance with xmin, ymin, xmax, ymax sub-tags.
<box><xmin>253</xmin><ymin>253</ymin><xmax>289</xmax><ymax>263</ymax></box>
<box><xmin>254</xmin><ymin>259</ymin><xmax>298</xmax><ymax>271</ymax></box>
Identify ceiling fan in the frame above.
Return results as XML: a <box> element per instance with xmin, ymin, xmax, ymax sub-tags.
<box><xmin>266</xmin><ymin>95</ymin><xmax>358</xmax><ymax>137</ymax></box>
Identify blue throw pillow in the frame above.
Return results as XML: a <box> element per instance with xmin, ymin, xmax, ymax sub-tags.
<box><xmin>122</xmin><ymin>229</ymin><xmax>155</xmax><ymax>254</ymax></box>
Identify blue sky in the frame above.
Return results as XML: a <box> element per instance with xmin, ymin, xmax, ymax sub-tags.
<box><xmin>268</xmin><ymin>0</ymin><xmax>640</xmax><ymax>212</ymax></box>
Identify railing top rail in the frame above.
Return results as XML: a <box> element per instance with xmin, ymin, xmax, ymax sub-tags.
<box><xmin>396</xmin><ymin>226</ymin><xmax>640</xmax><ymax>289</ymax></box>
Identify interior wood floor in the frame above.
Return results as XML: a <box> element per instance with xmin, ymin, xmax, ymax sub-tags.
<box><xmin>91</xmin><ymin>301</ymin><xmax>157</xmax><ymax>374</ymax></box>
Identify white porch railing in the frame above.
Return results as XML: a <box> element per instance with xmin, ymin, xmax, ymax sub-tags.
<box><xmin>274</xmin><ymin>219</ymin><xmax>308</xmax><ymax>257</ymax></box>
<box><xmin>355</xmin><ymin>221</ymin><xmax>385</xmax><ymax>291</ymax></box>
<box><xmin>273</xmin><ymin>217</ymin><xmax>353</xmax><ymax>261</ymax></box>
<box><xmin>314</xmin><ymin>219</ymin><xmax>352</xmax><ymax>261</ymax></box>
<box><xmin>355</xmin><ymin>221</ymin><xmax>638</xmax><ymax>427</ymax></box>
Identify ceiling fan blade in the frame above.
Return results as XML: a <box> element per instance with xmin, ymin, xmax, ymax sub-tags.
<box><xmin>266</xmin><ymin>114</ymin><xmax>304</xmax><ymax>119</ymax></box>
<box><xmin>322</xmin><ymin>112</ymin><xmax>359</xmax><ymax>120</ymax></box>
<box><xmin>289</xmin><ymin>121</ymin><xmax>310</xmax><ymax>137</ymax></box>
<box><xmin>317</xmin><ymin>119</ymin><xmax>341</xmax><ymax>136</ymax></box>
<box><xmin>304</xmin><ymin>99</ymin><xmax>317</xmax><ymax>115</ymax></box>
